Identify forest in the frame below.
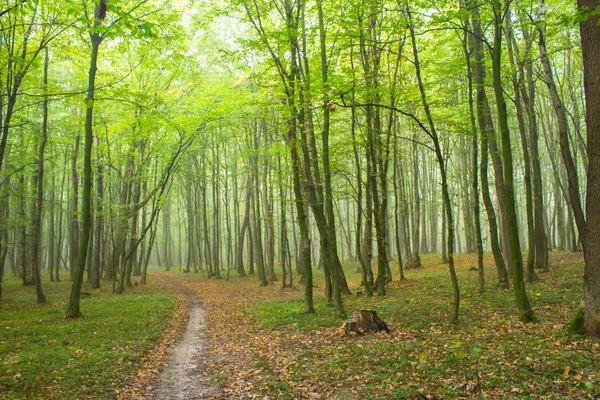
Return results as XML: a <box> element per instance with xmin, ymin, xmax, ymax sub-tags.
<box><xmin>0</xmin><ymin>0</ymin><xmax>599</xmax><ymax>398</ymax></box>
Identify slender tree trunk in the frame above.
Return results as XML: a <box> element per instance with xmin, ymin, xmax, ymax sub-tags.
<box><xmin>538</xmin><ymin>3</ymin><xmax>586</xmax><ymax>249</ymax></box>
<box><xmin>136</xmin><ymin>180</ymin><xmax>147</xmax><ymax>276</ymax></box>
<box><xmin>514</xmin><ymin>17</ymin><xmax>550</xmax><ymax>271</ymax></box>
<box><xmin>261</xmin><ymin>126</ymin><xmax>276</xmax><ymax>281</ymax></box>
<box><xmin>124</xmin><ymin>176</ymin><xmax>141</xmax><ymax>288</ymax></box>
<box><xmin>48</xmin><ymin>169</ymin><xmax>56</xmax><ymax>283</ymax></box>
<box><xmin>409</xmin><ymin>9</ymin><xmax>460</xmax><ymax>322</ymax></box>
<box><xmin>116</xmin><ymin>160</ymin><xmax>134</xmax><ymax>294</ymax></box>
<box><xmin>70</xmin><ymin>135</ymin><xmax>80</xmax><ymax>280</ymax></box>
<box><xmin>491</xmin><ymin>0</ymin><xmax>535</xmax><ymax>323</ymax></box>
<box><xmin>0</xmin><ymin>180</ymin><xmax>6</xmax><ymax>301</ymax></box>
<box><xmin>66</xmin><ymin>9</ymin><xmax>105</xmax><ymax>318</ymax></box>
<box><xmin>470</xmin><ymin>2</ymin><xmax>509</xmax><ymax>289</ymax></box>
<box><xmin>91</xmin><ymin>143</ymin><xmax>103</xmax><ymax>288</ymax></box>
<box><xmin>252</xmin><ymin>133</ymin><xmax>267</xmax><ymax>286</ymax></box>
<box><xmin>350</xmin><ymin>81</ymin><xmax>372</xmax><ymax>296</ymax></box>
<box><xmin>463</xmin><ymin>23</ymin><xmax>484</xmax><ymax>292</ymax></box>
<box><xmin>212</xmin><ymin>138</ymin><xmax>222</xmax><ymax>279</ymax></box>
<box><xmin>55</xmin><ymin>157</ymin><xmax>67</xmax><ymax>282</ymax></box>
<box><xmin>236</xmin><ymin>175</ymin><xmax>251</xmax><ymax>277</ymax></box>
<box><xmin>278</xmin><ymin>156</ymin><xmax>289</xmax><ymax>288</ymax></box>
<box><xmin>185</xmin><ymin>182</ymin><xmax>194</xmax><ymax>273</ymax></box>
<box><xmin>241</xmin><ymin>0</ymin><xmax>314</xmax><ymax>312</ymax></box>
<box><xmin>224</xmin><ymin>142</ymin><xmax>233</xmax><ymax>279</ymax></box>
<box><xmin>441</xmin><ymin>199</ymin><xmax>448</xmax><ymax>264</ymax></box>
<box><xmin>410</xmin><ymin>139</ymin><xmax>421</xmax><ymax>269</ymax></box>
<box><xmin>247</xmin><ymin>212</ymin><xmax>255</xmax><ymax>276</ymax></box>
<box><xmin>316</xmin><ymin>0</ymin><xmax>349</xmax><ymax>296</ymax></box>
<box><xmin>393</xmin><ymin>142</ymin><xmax>405</xmax><ymax>280</ymax></box>
<box><xmin>141</xmin><ymin>216</ymin><xmax>158</xmax><ymax>284</ymax></box>
<box><xmin>31</xmin><ymin>47</ymin><xmax>50</xmax><ymax>304</ymax></box>
<box><xmin>505</xmin><ymin>22</ymin><xmax>537</xmax><ymax>282</ymax></box>
<box><xmin>163</xmin><ymin>199</ymin><xmax>171</xmax><ymax>271</ymax></box>
<box><xmin>201</xmin><ymin>156</ymin><xmax>213</xmax><ymax>276</ymax></box>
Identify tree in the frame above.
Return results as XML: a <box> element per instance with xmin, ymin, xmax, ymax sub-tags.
<box><xmin>578</xmin><ymin>0</ymin><xmax>600</xmax><ymax>336</ymax></box>
<box><xmin>66</xmin><ymin>0</ymin><xmax>109</xmax><ymax>318</ymax></box>
<box><xmin>469</xmin><ymin>0</ymin><xmax>509</xmax><ymax>289</ymax></box>
<box><xmin>407</xmin><ymin>5</ymin><xmax>460</xmax><ymax>322</ymax></box>
<box><xmin>30</xmin><ymin>47</ymin><xmax>50</xmax><ymax>304</ymax></box>
<box><xmin>490</xmin><ymin>0</ymin><xmax>535</xmax><ymax>323</ymax></box>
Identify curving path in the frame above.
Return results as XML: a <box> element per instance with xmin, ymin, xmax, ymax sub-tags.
<box><xmin>152</xmin><ymin>285</ymin><xmax>220</xmax><ymax>400</ymax></box>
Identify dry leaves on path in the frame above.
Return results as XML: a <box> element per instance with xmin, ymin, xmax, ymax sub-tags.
<box><xmin>117</xmin><ymin>271</ymin><xmax>190</xmax><ymax>400</ymax></box>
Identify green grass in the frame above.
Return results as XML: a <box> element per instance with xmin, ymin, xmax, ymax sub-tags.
<box><xmin>250</xmin><ymin>295</ymin><xmax>340</xmax><ymax>331</ymax></box>
<box><xmin>0</xmin><ymin>273</ymin><xmax>177</xmax><ymax>399</ymax></box>
<box><xmin>246</xmin><ymin>252</ymin><xmax>600</xmax><ymax>399</ymax></box>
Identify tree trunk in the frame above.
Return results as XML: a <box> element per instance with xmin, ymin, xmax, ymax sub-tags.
<box><xmin>66</xmin><ymin>18</ymin><xmax>104</xmax><ymax>318</ymax></box>
<box><xmin>409</xmin><ymin>10</ymin><xmax>460</xmax><ymax>322</ymax></box>
<box><xmin>30</xmin><ymin>47</ymin><xmax>49</xmax><ymax>304</ymax></box>
<box><xmin>55</xmin><ymin>157</ymin><xmax>67</xmax><ymax>282</ymax></box>
<box><xmin>252</xmin><ymin>135</ymin><xmax>267</xmax><ymax>286</ymax></box>
<box><xmin>491</xmin><ymin>0</ymin><xmax>535</xmax><ymax>323</ymax></box>
<box><xmin>350</xmin><ymin>81</ymin><xmax>372</xmax><ymax>296</ymax></box>
<box><xmin>578</xmin><ymin>0</ymin><xmax>600</xmax><ymax>336</ymax></box>
<box><xmin>162</xmin><ymin>199</ymin><xmax>171</xmax><ymax>271</ymax></box>
<box><xmin>525</xmin><ymin>65</ymin><xmax>549</xmax><ymax>272</ymax></box>
<box><xmin>201</xmin><ymin>159</ymin><xmax>212</xmax><ymax>276</ymax></box>
<box><xmin>463</xmin><ymin>22</ymin><xmax>484</xmax><ymax>292</ymax></box>
<box><xmin>236</xmin><ymin>175</ymin><xmax>251</xmax><ymax>277</ymax></box>
<box><xmin>185</xmin><ymin>182</ymin><xmax>194</xmax><ymax>273</ymax></box>
<box><xmin>409</xmin><ymin>139</ymin><xmax>421</xmax><ymax>269</ymax></box>
<box><xmin>538</xmin><ymin>3</ymin><xmax>587</xmax><ymax>249</ymax></box>
<box><xmin>91</xmin><ymin>143</ymin><xmax>103</xmax><ymax>288</ymax></box>
<box><xmin>70</xmin><ymin>135</ymin><xmax>80</xmax><ymax>280</ymax></box>
<box><xmin>505</xmin><ymin>22</ymin><xmax>537</xmax><ymax>282</ymax></box>
<box><xmin>393</xmin><ymin>143</ymin><xmax>405</xmax><ymax>281</ymax></box>
<box><xmin>48</xmin><ymin>171</ymin><xmax>56</xmax><ymax>283</ymax></box>
<box><xmin>261</xmin><ymin>125</ymin><xmax>276</xmax><ymax>281</ymax></box>
<box><xmin>470</xmin><ymin>2</ymin><xmax>509</xmax><ymax>289</ymax></box>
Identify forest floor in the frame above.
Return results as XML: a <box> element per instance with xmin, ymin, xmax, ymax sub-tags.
<box><xmin>149</xmin><ymin>251</ymin><xmax>599</xmax><ymax>400</ymax></box>
<box><xmin>1</xmin><ymin>252</ymin><xmax>599</xmax><ymax>399</ymax></box>
<box><xmin>0</xmin><ymin>271</ymin><xmax>181</xmax><ymax>399</ymax></box>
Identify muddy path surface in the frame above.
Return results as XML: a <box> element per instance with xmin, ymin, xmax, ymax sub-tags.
<box><xmin>151</xmin><ymin>283</ymin><xmax>220</xmax><ymax>400</ymax></box>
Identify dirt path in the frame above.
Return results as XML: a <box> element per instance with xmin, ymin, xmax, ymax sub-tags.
<box><xmin>151</xmin><ymin>284</ymin><xmax>220</xmax><ymax>400</ymax></box>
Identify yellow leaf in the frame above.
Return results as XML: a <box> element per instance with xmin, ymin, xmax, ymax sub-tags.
<box><xmin>564</xmin><ymin>366</ymin><xmax>571</xmax><ymax>377</ymax></box>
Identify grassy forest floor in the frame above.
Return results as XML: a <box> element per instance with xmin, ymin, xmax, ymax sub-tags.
<box><xmin>0</xmin><ymin>272</ymin><xmax>186</xmax><ymax>399</ymax></box>
<box><xmin>1</xmin><ymin>252</ymin><xmax>599</xmax><ymax>399</ymax></box>
<box><xmin>173</xmin><ymin>252</ymin><xmax>599</xmax><ymax>400</ymax></box>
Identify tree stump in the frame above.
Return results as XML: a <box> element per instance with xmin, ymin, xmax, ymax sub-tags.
<box><xmin>341</xmin><ymin>310</ymin><xmax>389</xmax><ymax>336</ymax></box>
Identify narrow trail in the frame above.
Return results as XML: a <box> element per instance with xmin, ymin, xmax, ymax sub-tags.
<box><xmin>151</xmin><ymin>280</ymin><xmax>220</xmax><ymax>400</ymax></box>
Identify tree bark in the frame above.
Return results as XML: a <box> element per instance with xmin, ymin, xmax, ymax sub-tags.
<box><xmin>463</xmin><ymin>20</ymin><xmax>484</xmax><ymax>292</ymax></box>
<box><xmin>470</xmin><ymin>2</ymin><xmax>509</xmax><ymax>289</ymax></box>
<box><xmin>491</xmin><ymin>0</ymin><xmax>535</xmax><ymax>323</ymax></box>
<box><xmin>31</xmin><ymin>47</ymin><xmax>49</xmax><ymax>304</ymax></box>
<box><xmin>91</xmin><ymin>142</ymin><xmax>103</xmax><ymax>288</ymax></box>
<box><xmin>70</xmin><ymin>135</ymin><xmax>80</xmax><ymax>280</ymax></box>
<box><xmin>261</xmin><ymin>124</ymin><xmax>276</xmax><ymax>281</ymax></box>
<box><xmin>66</xmin><ymin>4</ymin><xmax>105</xmax><ymax>318</ymax></box>
<box><xmin>252</xmin><ymin>131</ymin><xmax>267</xmax><ymax>286</ymax></box>
<box><xmin>578</xmin><ymin>0</ymin><xmax>600</xmax><ymax>336</ymax></box>
<box><xmin>236</xmin><ymin>175</ymin><xmax>251</xmax><ymax>277</ymax></box>
<box><xmin>505</xmin><ymin>21</ymin><xmax>537</xmax><ymax>282</ymax></box>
